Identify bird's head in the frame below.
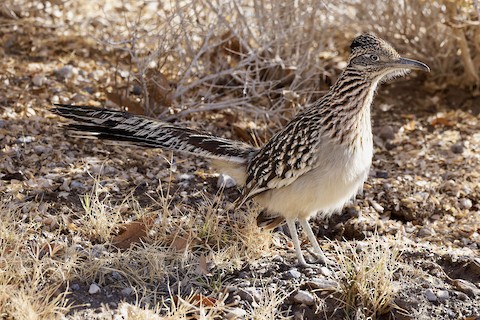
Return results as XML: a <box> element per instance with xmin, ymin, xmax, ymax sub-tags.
<box><xmin>348</xmin><ymin>33</ymin><xmax>429</xmax><ymax>82</ymax></box>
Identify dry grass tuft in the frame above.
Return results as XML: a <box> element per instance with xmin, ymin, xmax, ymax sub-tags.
<box><xmin>0</xmin><ymin>203</ymin><xmax>71</xmax><ymax>319</ymax></box>
<box><xmin>334</xmin><ymin>235</ymin><xmax>401</xmax><ymax>319</ymax></box>
<box><xmin>244</xmin><ymin>283</ymin><xmax>292</xmax><ymax>320</ymax></box>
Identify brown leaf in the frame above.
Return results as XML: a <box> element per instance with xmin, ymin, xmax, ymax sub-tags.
<box><xmin>431</xmin><ymin>117</ymin><xmax>455</xmax><ymax>127</ymax></box>
<box><xmin>192</xmin><ymin>294</ymin><xmax>217</xmax><ymax>307</ymax></box>
<box><xmin>112</xmin><ymin>215</ymin><xmax>156</xmax><ymax>250</ymax></box>
<box><xmin>195</xmin><ymin>254</ymin><xmax>210</xmax><ymax>276</ymax></box>
<box><xmin>144</xmin><ymin>68</ymin><xmax>173</xmax><ymax>111</ymax></box>
<box><xmin>173</xmin><ymin>294</ymin><xmax>217</xmax><ymax>308</ymax></box>
<box><xmin>170</xmin><ymin>235</ymin><xmax>189</xmax><ymax>252</ymax></box>
<box><xmin>106</xmin><ymin>91</ymin><xmax>145</xmax><ymax>115</ymax></box>
<box><xmin>41</xmin><ymin>242</ymin><xmax>64</xmax><ymax>257</ymax></box>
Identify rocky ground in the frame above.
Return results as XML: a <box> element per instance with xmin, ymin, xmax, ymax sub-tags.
<box><xmin>1</xmin><ymin>2</ymin><xmax>480</xmax><ymax>319</ymax></box>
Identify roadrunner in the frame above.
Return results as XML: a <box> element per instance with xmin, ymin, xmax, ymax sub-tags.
<box><xmin>52</xmin><ymin>34</ymin><xmax>429</xmax><ymax>266</ymax></box>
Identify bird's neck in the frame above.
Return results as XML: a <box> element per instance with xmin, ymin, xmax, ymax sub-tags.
<box><xmin>318</xmin><ymin>69</ymin><xmax>378</xmax><ymax>148</ymax></box>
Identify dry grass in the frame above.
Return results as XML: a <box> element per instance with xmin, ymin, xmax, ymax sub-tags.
<box><xmin>1</xmin><ymin>0</ymin><xmax>479</xmax><ymax>318</ymax></box>
<box><xmin>334</xmin><ymin>235</ymin><xmax>401</xmax><ymax>319</ymax></box>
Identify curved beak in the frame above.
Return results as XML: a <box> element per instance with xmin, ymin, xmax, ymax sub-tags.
<box><xmin>392</xmin><ymin>57</ymin><xmax>430</xmax><ymax>72</ymax></box>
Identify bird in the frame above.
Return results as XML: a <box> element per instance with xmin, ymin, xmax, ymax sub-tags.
<box><xmin>52</xmin><ymin>33</ymin><xmax>429</xmax><ymax>267</ymax></box>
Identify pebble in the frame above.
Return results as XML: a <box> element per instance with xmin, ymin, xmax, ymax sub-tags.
<box><xmin>424</xmin><ymin>289</ymin><xmax>437</xmax><ymax>302</ymax></box>
<box><xmin>121</xmin><ymin>287</ymin><xmax>133</xmax><ymax>296</ymax></box>
<box><xmin>293</xmin><ymin>290</ymin><xmax>315</xmax><ymax>305</ymax></box>
<box><xmin>370</xmin><ymin>200</ymin><xmax>384</xmax><ymax>213</ymax></box>
<box><xmin>225</xmin><ymin>307</ymin><xmax>247</xmax><ymax>319</ymax></box>
<box><xmin>272</xmin><ymin>255</ymin><xmax>284</xmax><ymax>263</ymax></box>
<box><xmin>238</xmin><ymin>287</ymin><xmax>261</xmax><ymax>303</ymax></box>
<box><xmin>459</xmin><ymin>198</ymin><xmax>473</xmax><ymax>210</ymax></box>
<box><xmin>32</xmin><ymin>74</ymin><xmax>47</xmax><ymax>86</ymax></box>
<box><xmin>89</xmin><ymin>283</ymin><xmax>101</xmax><ymax>294</ymax></box>
<box><xmin>306</xmin><ymin>278</ymin><xmax>338</xmax><ymax>291</ymax></box>
<box><xmin>177</xmin><ymin>173</ymin><xmax>194</xmax><ymax>181</ymax></box>
<box><xmin>71</xmin><ymin>283</ymin><xmax>81</xmax><ymax>291</ymax></box>
<box><xmin>417</xmin><ymin>227</ymin><xmax>435</xmax><ymax>237</ymax></box>
<box><xmin>378</xmin><ymin>125</ymin><xmax>395</xmax><ymax>140</ymax></box>
<box><xmin>33</xmin><ymin>145</ymin><xmax>50</xmax><ymax>154</ymax></box>
<box><xmin>55</xmin><ymin>65</ymin><xmax>75</xmax><ymax>79</ymax></box>
<box><xmin>217</xmin><ymin>174</ymin><xmax>237</xmax><ymax>188</ymax></box>
<box><xmin>285</xmin><ymin>268</ymin><xmax>302</xmax><ymax>279</ymax></box>
<box><xmin>436</xmin><ymin>290</ymin><xmax>449</xmax><ymax>302</ymax></box>
<box><xmin>70</xmin><ymin>180</ymin><xmax>85</xmax><ymax>190</ymax></box>
<box><xmin>376</xmin><ymin>170</ymin><xmax>389</xmax><ymax>178</ymax></box>
<box><xmin>17</xmin><ymin>136</ymin><xmax>34</xmax><ymax>144</ymax></box>
<box><xmin>318</xmin><ymin>266</ymin><xmax>333</xmax><ymax>277</ymax></box>
<box><xmin>450</xmin><ymin>142</ymin><xmax>464</xmax><ymax>154</ymax></box>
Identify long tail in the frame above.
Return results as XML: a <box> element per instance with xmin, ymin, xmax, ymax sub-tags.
<box><xmin>51</xmin><ymin>104</ymin><xmax>256</xmax><ymax>164</ymax></box>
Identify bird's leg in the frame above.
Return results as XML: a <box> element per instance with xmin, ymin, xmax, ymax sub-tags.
<box><xmin>285</xmin><ymin>218</ymin><xmax>309</xmax><ymax>267</ymax></box>
<box><xmin>299</xmin><ymin>218</ymin><xmax>332</xmax><ymax>265</ymax></box>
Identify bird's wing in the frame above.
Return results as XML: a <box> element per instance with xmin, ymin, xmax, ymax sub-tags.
<box><xmin>238</xmin><ymin>114</ymin><xmax>322</xmax><ymax>205</ymax></box>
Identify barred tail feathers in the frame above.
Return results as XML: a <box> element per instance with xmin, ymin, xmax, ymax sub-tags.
<box><xmin>51</xmin><ymin>104</ymin><xmax>255</xmax><ymax>167</ymax></box>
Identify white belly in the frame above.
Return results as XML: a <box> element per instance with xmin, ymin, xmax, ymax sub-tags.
<box><xmin>255</xmin><ymin>140</ymin><xmax>373</xmax><ymax>220</ymax></box>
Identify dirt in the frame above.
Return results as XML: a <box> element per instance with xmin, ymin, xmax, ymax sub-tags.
<box><xmin>1</xmin><ymin>2</ymin><xmax>480</xmax><ymax>319</ymax></box>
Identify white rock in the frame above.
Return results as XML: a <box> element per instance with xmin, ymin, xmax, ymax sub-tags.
<box><xmin>89</xmin><ymin>283</ymin><xmax>101</xmax><ymax>294</ymax></box>
<box><xmin>225</xmin><ymin>307</ymin><xmax>247</xmax><ymax>319</ymax></box>
<box><xmin>459</xmin><ymin>198</ymin><xmax>473</xmax><ymax>210</ymax></box>
<box><xmin>32</xmin><ymin>74</ymin><xmax>46</xmax><ymax>86</ymax></box>
<box><xmin>436</xmin><ymin>290</ymin><xmax>449</xmax><ymax>302</ymax></box>
<box><xmin>306</xmin><ymin>278</ymin><xmax>338</xmax><ymax>291</ymax></box>
<box><xmin>318</xmin><ymin>266</ymin><xmax>333</xmax><ymax>277</ymax></box>
<box><xmin>285</xmin><ymin>268</ymin><xmax>301</xmax><ymax>279</ymax></box>
<box><xmin>293</xmin><ymin>290</ymin><xmax>315</xmax><ymax>305</ymax></box>
<box><xmin>217</xmin><ymin>174</ymin><xmax>237</xmax><ymax>188</ymax></box>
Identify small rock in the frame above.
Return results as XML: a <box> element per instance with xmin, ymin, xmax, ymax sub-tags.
<box><xmin>459</xmin><ymin>198</ymin><xmax>473</xmax><ymax>210</ymax></box>
<box><xmin>378</xmin><ymin>125</ymin><xmax>395</xmax><ymax>141</ymax></box>
<box><xmin>121</xmin><ymin>287</ymin><xmax>133</xmax><ymax>296</ymax></box>
<box><xmin>293</xmin><ymin>290</ymin><xmax>315</xmax><ymax>305</ymax></box>
<box><xmin>32</xmin><ymin>74</ymin><xmax>47</xmax><ymax>86</ymax></box>
<box><xmin>376</xmin><ymin>170</ymin><xmax>389</xmax><ymax>178</ymax></box>
<box><xmin>217</xmin><ymin>174</ymin><xmax>237</xmax><ymax>188</ymax></box>
<box><xmin>453</xmin><ymin>279</ymin><xmax>480</xmax><ymax>297</ymax></box>
<box><xmin>285</xmin><ymin>268</ymin><xmax>302</xmax><ymax>279</ymax></box>
<box><xmin>71</xmin><ymin>283</ymin><xmax>81</xmax><ymax>291</ymax></box>
<box><xmin>177</xmin><ymin>173</ymin><xmax>194</xmax><ymax>181</ymax></box>
<box><xmin>55</xmin><ymin>65</ymin><xmax>75</xmax><ymax>79</ymax></box>
<box><xmin>33</xmin><ymin>145</ymin><xmax>49</xmax><ymax>154</ymax></box>
<box><xmin>89</xmin><ymin>283</ymin><xmax>101</xmax><ymax>294</ymax></box>
<box><xmin>455</xmin><ymin>291</ymin><xmax>468</xmax><ymax>301</ymax></box>
<box><xmin>225</xmin><ymin>307</ymin><xmax>247</xmax><ymax>319</ymax></box>
<box><xmin>424</xmin><ymin>289</ymin><xmax>437</xmax><ymax>302</ymax></box>
<box><xmin>451</xmin><ymin>142</ymin><xmax>464</xmax><ymax>154</ymax></box>
<box><xmin>318</xmin><ymin>266</ymin><xmax>333</xmax><ymax>277</ymax></box>
<box><xmin>17</xmin><ymin>136</ymin><xmax>34</xmax><ymax>144</ymax></box>
<box><xmin>238</xmin><ymin>287</ymin><xmax>261</xmax><ymax>303</ymax></box>
<box><xmin>306</xmin><ymin>278</ymin><xmax>338</xmax><ymax>291</ymax></box>
<box><xmin>436</xmin><ymin>290</ymin><xmax>449</xmax><ymax>302</ymax></box>
<box><xmin>417</xmin><ymin>227</ymin><xmax>435</xmax><ymax>237</ymax></box>
<box><xmin>84</xmin><ymin>87</ymin><xmax>95</xmax><ymax>94</ymax></box>
<box><xmin>70</xmin><ymin>181</ymin><xmax>85</xmax><ymax>190</ymax></box>
<box><xmin>272</xmin><ymin>255</ymin><xmax>284</xmax><ymax>263</ymax></box>
<box><xmin>370</xmin><ymin>200</ymin><xmax>384</xmax><ymax>213</ymax></box>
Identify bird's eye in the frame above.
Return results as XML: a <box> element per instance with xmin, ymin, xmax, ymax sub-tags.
<box><xmin>370</xmin><ymin>54</ymin><xmax>379</xmax><ymax>61</ymax></box>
